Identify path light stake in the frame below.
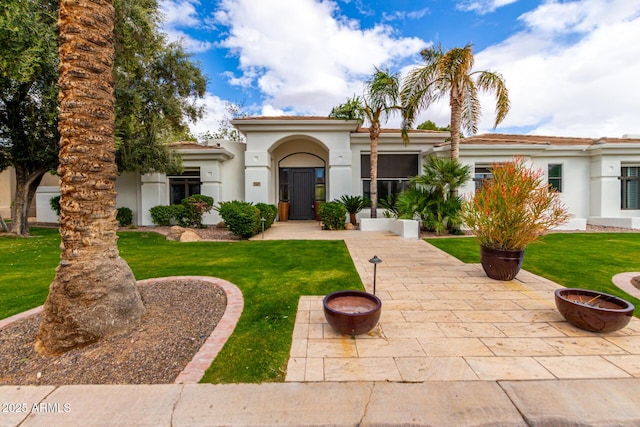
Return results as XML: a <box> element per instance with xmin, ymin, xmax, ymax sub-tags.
<box><xmin>261</xmin><ymin>217</ymin><xmax>266</xmax><ymax>240</ymax></box>
<box><xmin>369</xmin><ymin>255</ymin><xmax>382</xmax><ymax>295</ymax></box>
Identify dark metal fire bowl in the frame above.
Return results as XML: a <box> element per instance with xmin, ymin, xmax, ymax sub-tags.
<box><xmin>323</xmin><ymin>290</ymin><xmax>382</xmax><ymax>336</ymax></box>
<box><xmin>555</xmin><ymin>288</ymin><xmax>635</xmax><ymax>333</ymax></box>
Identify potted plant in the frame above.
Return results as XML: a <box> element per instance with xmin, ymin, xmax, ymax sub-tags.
<box><xmin>460</xmin><ymin>157</ymin><xmax>571</xmax><ymax>280</ymax></box>
<box><xmin>339</xmin><ymin>195</ymin><xmax>368</xmax><ymax>227</ymax></box>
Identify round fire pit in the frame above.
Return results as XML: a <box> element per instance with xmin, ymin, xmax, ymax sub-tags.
<box><xmin>323</xmin><ymin>290</ymin><xmax>382</xmax><ymax>335</ymax></box>
<box><xmin>555</xmin><ymin>288</ymin><xmax>635</xmax><ymax>333</ymax></box>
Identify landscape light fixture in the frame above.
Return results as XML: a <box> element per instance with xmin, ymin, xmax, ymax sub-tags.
<box><xmin>368</xmin><ymin>255</ymin><xmax>382</xmax><ymax>295</ymax></box>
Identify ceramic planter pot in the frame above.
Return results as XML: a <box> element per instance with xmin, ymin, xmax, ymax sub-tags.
<box><xmin>480</xmin><ymin>245</ymin><xmax>525</xmax><ymax>281</ymax></box>
<box><xmin>323</xmin><ymin>290</ymin><xmax>382</xmax><ymax>335</ymax></box>
<box><xmin>555</xmin><ymin>288</ymin><xmax>634</xmax><ymax>332</ymax></box>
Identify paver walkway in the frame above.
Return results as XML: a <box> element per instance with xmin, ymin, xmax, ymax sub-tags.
<box><xmin>269</xmin><ymin>225</ymin><xmax>640</xmax><ymax>382</ymax></box>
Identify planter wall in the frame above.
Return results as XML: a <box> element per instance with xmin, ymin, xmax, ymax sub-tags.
<box><xmin>359</xmin><ymin>218</ymin><xmax>419</xmax><ymax>238</ymax></box>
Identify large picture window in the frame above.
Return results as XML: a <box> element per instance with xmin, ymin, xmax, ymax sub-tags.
<box><xmin>361</xmin><ymin>153</ymin><xmax>418</xmax><ymax>201</ymax></box>
<box><xmin>169</xmin><ymin>170</ymin><xmax>201</xmax><ymax>205</ymax></box>
<box><xmin>621</xmin><ymin>166</ymin><xmax>640</xmax><ymax>209</ymax></box>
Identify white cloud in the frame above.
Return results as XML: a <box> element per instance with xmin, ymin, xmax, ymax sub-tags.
<box><xmin>188</xmin><ymin>93</ymin><xmax>231</xmax><ymax>138</ymax></box>
<box><xmin>456</xmin><ymin>0</ymin><xmax>518</xmax><ymax>15</ymax></box>
<box><xmin>160</xmin><ymin>0</ymin><xmax>215</xmax><ymax>53</ymax></box>
<box><xmin>472</xmin><ymin>0</ymin><xmax>640</xmax><ymax>137</ymax></box>
<box><xmin>382</xmin><ymin>8</ymin><xmax>430</xmax><ymax>22</ymax></box>
<box><xmin>212</xmin><ymin>0</ymin><xmax>428</xmax><ymax>115</ymax></box>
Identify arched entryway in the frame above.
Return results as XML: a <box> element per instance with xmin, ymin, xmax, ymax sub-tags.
<box><xmin>279</xmin><ymin>153</ymin><xmax>325</xmax><ymax>220</ymax></box>
<box><xmin>272</xmin><ymin>136</ymin><xmax>328</xmax><ymax>221</ymax></box>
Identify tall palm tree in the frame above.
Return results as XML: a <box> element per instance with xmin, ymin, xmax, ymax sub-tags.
<box><xmin>330</xmin><ymin>68</ymin><xmax>402</xmax><ymax>218</ymax></box>
<box><xmin>402</xmin><ymin>43</ymin><xmax>510</xmax><ymax>159</ymax></box>
<box><xmin>36</xmin><ymin>0</ymin><xmax>145</xmax><ymax>355</ymax></box>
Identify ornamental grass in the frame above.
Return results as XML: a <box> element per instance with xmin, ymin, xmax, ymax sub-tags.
<box><xmin>461</xmin><ymin>157</ymin><xmax>571</xmax><ymax>250</ymax></box>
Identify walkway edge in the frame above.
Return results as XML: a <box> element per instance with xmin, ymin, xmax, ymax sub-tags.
<box><xmin>4</xmin><ymin>379</ymin><xmax>640</xmax><ymax>426</ymax></box>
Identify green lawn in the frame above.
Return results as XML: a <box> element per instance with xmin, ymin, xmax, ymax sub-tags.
<box><xmin>426</xmin><ymin>233</ymin><xmax>640</xmax><ymax>309</ymax></box>
<box><xmin>1</xmin><ymin>228</ymin><xmax>363</xmax><ymax>383</ymax></box>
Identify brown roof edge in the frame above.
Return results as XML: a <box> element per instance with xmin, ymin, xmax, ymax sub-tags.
<box><xmin>460</xmin><ymin>133</ymin><xmax>640</xmax><ymax>146</ymax></box>
<box><xmin>357</xmin><ymin>127</ymin><xmax>447</xmax><ymax>134</ymax></box>
<box><xmin>231</xmin><ymin>115</ymin><xmax>335</xmax><ymax>121</ymax></box>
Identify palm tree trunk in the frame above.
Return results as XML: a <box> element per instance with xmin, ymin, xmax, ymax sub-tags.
<box><xmin>35</xmin><ymin>0</ymin><xmax>144</xmax><ymax>356</ymax></box>
<box><xmin>449</xmin><ymin>96</ymin><xmax>462</xmax><ymax>160</ymax></box>
<box><xmin>369</xmin><ymin>124</ymin><xmax>380</xmax><ymax>219</ymax></box>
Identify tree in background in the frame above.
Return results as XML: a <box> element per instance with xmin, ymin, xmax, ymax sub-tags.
<box><xmin>0</xmin><ymin>0</ymin><xmax>59</xmax><ymax>236</ymax></box>
<box><xmin>402</xmin><ymin>43</ymin><xmax>510</xmax><ymax>159</ymax></box>
<box><xmin>417</xmin><ymin>120</ymin><xmax>450</xmax><ymax>132</ymax></box>
<box><xmin>113</xmin><ymin>0</ymin><xmax>206</xmax><ymax>173</ymax></box>
<box><xmin>199</xmin><ymin>102</ymin><xmax>246</xmax><ymax>143</ymax></box>
<box><xmin>0</xmin><ymin>0</ymin><xmax>206</xmax><ymax>236</ymax></box>
<box><xmin>35</xmin><ymin>0</ymin><xmax>145</xmax><ymax>355</ymax></box>
<box><xmin>330</xmin><ymin>68</ymin><xmax>404</xmax><ymax>218</ymax></box>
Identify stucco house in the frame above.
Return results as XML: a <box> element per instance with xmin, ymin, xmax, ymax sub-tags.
<box><xmin>12</xmin><ymin>116</ymin><xmax>640</xmax><ymax>230</ymax></box>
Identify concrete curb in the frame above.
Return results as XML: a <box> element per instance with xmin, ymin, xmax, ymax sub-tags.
<box><xmin>3</xmin><ymin>379</ymin><xmax>640</xmax><ymax>426</ymax></box>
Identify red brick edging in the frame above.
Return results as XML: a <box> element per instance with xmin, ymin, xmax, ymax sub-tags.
<box><xmin>0</xmin><ymin>276</ymin><xmax>244</xmax><ymax>384</ymax></box>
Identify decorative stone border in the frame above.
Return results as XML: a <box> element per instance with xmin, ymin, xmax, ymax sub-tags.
<box><xmin>612</xmin><ymin>272</ymin><xmax>640</xmax><ymax>299</ymax></box>
<box><xmin>0</xmin><ymin>275</ymin><xmax>244</xmax><ymax>384</ymax></box>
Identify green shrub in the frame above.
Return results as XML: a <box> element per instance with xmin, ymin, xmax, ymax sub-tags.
<box><xmin>49</xmin><ymin>196</ymin><xmax>61</xmax><ymax>216</ymax></box>
<box><xmin>319</xmin><ymin>201</ymin><xmax>347</xmax><ymax>230</ymax></box>
<box><xmin>218</xmin><ymin>200</ymin><xmax>261</xmax><ymax>239</ymax></box>
<box><xmin>255</xmin><ymin>203</ymin><xmax>277</xmax><ymax>229</ymax></box>
<box><xmin>180</xmin><ymin>195</ymin><xmax>214</xmax><ymax>228</ymax></box>
<box><xmin>150</xmin><ymin>205</ymin><xmax>178</xmax><ymax>226</ymax></box>
<box><xmin>116</xmin><ymin>207</ymin><xmax>133</xmax><ymax>226</ymax></box>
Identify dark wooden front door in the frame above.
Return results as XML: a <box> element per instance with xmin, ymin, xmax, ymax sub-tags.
<box><xmin>289</xmin><ymin>168</ymin><xmax>315</xmax><ymax>220</ymax></box>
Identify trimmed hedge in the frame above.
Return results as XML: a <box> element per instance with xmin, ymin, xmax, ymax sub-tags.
<box><xmin>116</xmin><ymin>207</ymin><xmax>133</xmax><ymax>226</ymax></box>
<box><xmin>218</xmin><ymin>200</ymin><xmax>261</xmax><ymax>239</ymax></box>
<box><xmin>255</xmin><ymin>203</ymin><xmax>277</xmax><ymax>230</ymax></box>
<box><xmin>319</xmin><ymin>201</ymin><xmax>347</xmax><ymax>230</ymax></box>
<box><xmin>149</xmin><ymin>205</ymin><xmax>182</xmax><ymax>226</ymax></box>
<box><xmin>150</xmin><ymin>195</ymin><xmax>214</xmax><ymax>227</ymax></box>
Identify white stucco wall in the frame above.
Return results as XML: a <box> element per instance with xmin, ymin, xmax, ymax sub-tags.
<box><xmin>116</xmin><ymin>172</ymin><xmax>141</xmax><ymax>225</ymax></box>
<box><xmin>457</xmin><ymin>150</ymin><xmax>592</xmax><ymax>230</ymax></box>
<box><xmin>35</xmin><ymin>186</ymin><xmax>60</xmax><ymax>223</ymax></box>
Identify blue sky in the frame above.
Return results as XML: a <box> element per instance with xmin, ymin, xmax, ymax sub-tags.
<box><xmin>159</xmin><ymin>0</ymin><xmax>640</xmax><ymax>138</ymax></box>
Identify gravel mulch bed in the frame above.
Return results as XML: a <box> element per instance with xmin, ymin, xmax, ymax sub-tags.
<box><xmin>0</xmin><ymin>279</ymin><xmax>226</xmax><ymax>385</ymax></box>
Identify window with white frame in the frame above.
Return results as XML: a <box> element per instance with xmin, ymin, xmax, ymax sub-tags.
<box><xmin>473</xmin><ymin>166</ymin><xmax>493</xmax><ymax>191</ymax></box>
<box><xmin>621</xmin><ymin>166</ymin><xmax>640</xmax><ymax>209</ymax></box>
<box><xmin>361</xmin><ymin>153</ymin><xmax>418</xmax><ymax>202</ymax></box>
<box><xmin>548</xmin><ymin>164</ymin><xmax>563</xmax><ymax>192</ymax></box>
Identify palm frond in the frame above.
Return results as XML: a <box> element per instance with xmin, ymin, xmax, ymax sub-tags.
<box><xmin>460</xmin><ymin>77</ymin><xmax>481</xmax><ymax>136</ymax></box>
<box><xmin>475</xmin><ymin>71</ymin><xmax>510</xmax><ymax>128</ymax></box>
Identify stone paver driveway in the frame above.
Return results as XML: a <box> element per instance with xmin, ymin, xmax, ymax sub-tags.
<box><xmin>283</xmin><ymin>231</ymin><xmax>640</xmax><ymax>382</ymax></box>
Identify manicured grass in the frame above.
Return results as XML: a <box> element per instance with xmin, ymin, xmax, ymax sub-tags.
<box><xmin>426</xmin><ymin>233</ymin><xmax>640</xmax><ymax>309</ymax></box>
<box><xmin>1</xmin><ymin>228</ymin><xmax>363</xmax><ymax>383</ymax></box>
